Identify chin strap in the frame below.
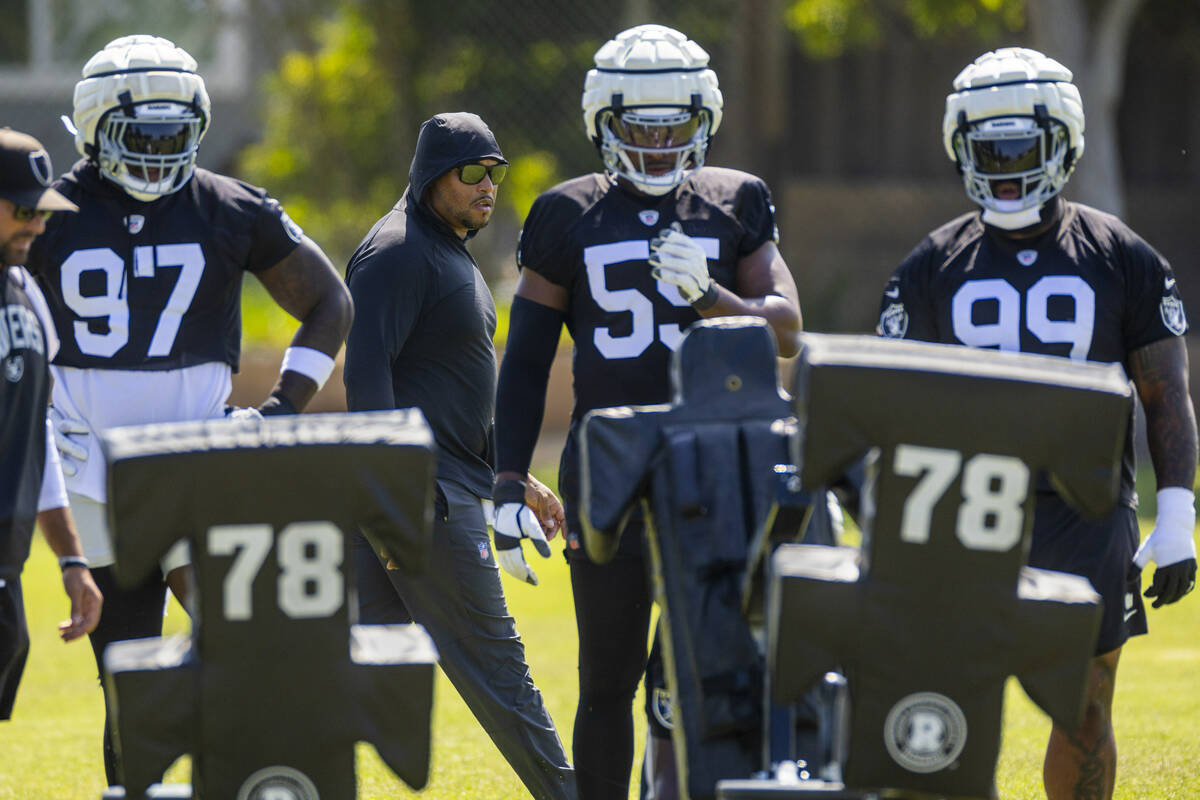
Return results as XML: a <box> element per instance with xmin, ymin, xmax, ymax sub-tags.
<box><xmin>981</xmin><ymin>205</ymin><xmax>1044</xmax><ymax>230</ymax></box>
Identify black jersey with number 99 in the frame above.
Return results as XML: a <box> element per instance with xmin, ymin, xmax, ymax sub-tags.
<box><xmin>878</xmin><ymin>199</ymin><xmax>1188</xmax><ymax>502</ymax></box>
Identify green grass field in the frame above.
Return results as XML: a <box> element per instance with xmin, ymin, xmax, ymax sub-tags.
<box><xmin>2</xmin><ymin>516</ymin><xmax>1198</xmax><ymax>799</ymax></box>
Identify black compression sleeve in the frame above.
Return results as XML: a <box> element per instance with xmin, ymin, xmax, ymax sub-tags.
<box><xmin>495</xmin><ymin>295</ymin><xmax>565</xmax><ymax>477</ymax></box>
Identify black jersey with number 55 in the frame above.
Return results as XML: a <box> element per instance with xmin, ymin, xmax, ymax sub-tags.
<box><xmin>26</xmin><ymin>162</ymin><xmax>302</xmax><ymax>372</ymax></box>
<box><xmin>517</xmin><ymin>167</ymin><xmax>778</xmax><ymax>421</ymax></box>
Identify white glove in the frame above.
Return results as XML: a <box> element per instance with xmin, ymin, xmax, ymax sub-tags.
<box><xmin>649</xmin><ymin>223</ymin><xmax>712</xmax><ymax>303</ymax></box>
<box><xmin>226</xmin><ymin>406</ymin><xmax>265</xmax><ymax>422</ymax></box>
<box><xmin>1134</xmin><ymin>488</ymin><xmax>1197</xmax><ymax>568</ymax></box>
<box><xmin>493</xmin><ymin>502</ymin><xmax>551</xmax><ymax>586</ymax></box>
<box><xmin>1134</xmin><ymin>487</ymin><xmax>1197</xmax><ymax>608</ymax></box>
<box><xmin>48</xmin><ymin>405</ymin><xmax>89</xmax><ymax>478</ymax></box>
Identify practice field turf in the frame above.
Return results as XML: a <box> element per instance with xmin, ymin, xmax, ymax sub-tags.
<box><xmin>1</xmin><ymin>520</ymin><xmax>1198</xmax><ymax>799</ymax></box>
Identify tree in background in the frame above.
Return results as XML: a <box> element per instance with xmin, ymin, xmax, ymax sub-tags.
<box><xmin>237</xmin><ymin>0</ymin><xmax>741</xmax><ymax>273</ymax></box>
<box><xmin>238</xmin><ymin>1</ymin><xmax>614</xmax><ymax>273</ymax></box>
<box><xmin>785</xmin><ymin>0</ymin><xmax>1200</xmax><ymax>218</ymax></box>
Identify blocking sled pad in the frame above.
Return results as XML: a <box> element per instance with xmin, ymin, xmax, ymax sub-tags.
<box><xmin>100</xmin><ymin>410</ymin><xmax>439</xmax><ymax>800</ymax></box>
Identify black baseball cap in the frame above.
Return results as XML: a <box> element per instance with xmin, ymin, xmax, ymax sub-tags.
<box><xmin>0</xmin><ymin>128</ymin><xmax>77</xmax><ymax>211</ymax></box>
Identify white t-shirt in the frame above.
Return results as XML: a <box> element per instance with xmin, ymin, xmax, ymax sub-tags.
<box><xmin>51</xmin><ymin>362</ymin><xmax>233</xmax><ymax>504</ymax></box>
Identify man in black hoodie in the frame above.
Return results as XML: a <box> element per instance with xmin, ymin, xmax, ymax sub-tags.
<box><xmin>343</xmin><ymin>112</ymin><xmax>577</xmax><ymax>800</ymax></box>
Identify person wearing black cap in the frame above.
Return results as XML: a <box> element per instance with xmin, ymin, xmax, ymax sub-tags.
<box><xmin>0</xmin><ymin>128</ymin><xmax>103</xmax><ymax>721</ymax></box>
<box><xmin>24</xmin><ymin>35</ymin><xmax>353</xmax><ymax>785</ymax></box>
<box><xmin>343</xmin><ymin>112</ymin><xmax>577</xmax><ymax>800</ymax></box>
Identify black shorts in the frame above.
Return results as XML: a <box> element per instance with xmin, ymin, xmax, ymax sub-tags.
<box><xmin>1029</xmin><ymin>494</ymin><xmax>1146</xmax><ymax>655</ymax></box>
<box><xmin>0</xmin><ymin>576</ymin><xmax>30</xmax><ymax>720</ymax></box>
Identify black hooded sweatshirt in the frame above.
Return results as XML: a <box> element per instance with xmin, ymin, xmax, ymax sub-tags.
<box><xmin>343</xmin><ymin>113</ymin><xmax>505</xmax><ymax>498</ymax></box>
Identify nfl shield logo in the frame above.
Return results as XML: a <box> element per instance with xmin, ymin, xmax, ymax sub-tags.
<box><xmin>651</xmin><ymin>688</ymin><xmax>675</xmax><ymax>730</ymax></box>
<box><xmin>124</xmin><ymin>214</ymin><xmax>145</xmax><ymax>234</ymax></box>
<box><xmin>1016</xmin><ymin>249</ymin><xmax>1038</xmax><ymax>266</ymax></box>
<box><xmin>638</xmin><ymin>209</ymin><xmax>660</xmax><ymax>227</ymax></box>
<box><xmin>478</xmin><ymin>540</ymin><xmax>490</xmax><ymax>560</ymax></box>
<box><xmin>1160</xmin><ymin>294</ymin><xmax>1188</xmax><ymax>336</ymax></box>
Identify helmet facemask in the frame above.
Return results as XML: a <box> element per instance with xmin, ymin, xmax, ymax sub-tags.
<box><xmin>598</xmin><ymin>105</ymin><xmax>711</xmax><ymax>196</ymax></box>
<box><xmin>954</xmin><ymin>110</ymin><xmax>1072</xmax><ymax>229</ymax></box>
<box><xmin>96</xmin><ymin>100</ymin><xmax>205</xmax><ymax>201</ymax></box>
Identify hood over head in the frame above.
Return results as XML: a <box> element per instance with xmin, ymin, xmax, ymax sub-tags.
<box><xmin>408</xmin><ymin>112</ymin><xmax>506</xmax><ymax>206</ymax></box>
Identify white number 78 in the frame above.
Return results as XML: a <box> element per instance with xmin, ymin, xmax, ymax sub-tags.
<box><xmin>208</xmin><ymin>521</ymin><xmax>344</xmax><ymax>620</ymax></box>
<box><xmin>893</xmin><ymin>444</ymin><xmax>1030</xmax><ymax>552</ymax></box>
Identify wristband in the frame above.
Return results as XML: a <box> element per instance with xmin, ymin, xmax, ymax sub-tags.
<box><xmin>58</xmin><ymin>555</ymin><xmax>88</xmax><ymax>571</ymax></box>
<box><xmin>691</xmin><ymin>282</ymin><xmax>719</xmax><ymax>311</ymax></box>
<box><xmin>493</xmin><ymin>479</ymin><xmax>527</xmax><ymax>506</ymax></box>
<box><xmin>281</xmin><ymin>346</ymin><xmax>336</xmax><ymax>390</ymax></box>
<box><xmin>1156</xmin><ymin>487</ymin><xmax>1197</xmax><ymax>535</ymax></box>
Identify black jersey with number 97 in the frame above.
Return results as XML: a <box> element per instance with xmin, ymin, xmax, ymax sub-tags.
<box><xmin>26</xmin><ymin>162</ymin><xmax>302</xmax><ymax>372</ymax></box>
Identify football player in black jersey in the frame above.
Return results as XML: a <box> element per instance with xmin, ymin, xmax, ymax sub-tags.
<box><xmin>492</xmin><ymin>24</ymin><xmax>803</xmax><ymax>800</ymax></box>
<box><xmin>0</xmin><ymin>129</ymin><xmax>102</xmax><ymax>720</ymax></box>
<box><xmin>877</xmin><ymin>47</ymin><xmax>1198</xmax><ymax>800</ymax></box>
<box><xmin>24</xmin><ymin>36</ymin><xmax>352</xmax><ymax>786</ymax></box>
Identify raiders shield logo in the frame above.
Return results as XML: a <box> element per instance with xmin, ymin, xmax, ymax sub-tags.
<box><xmin>4</xmin><ymin>355</ymin><xmax>24</xmax><ymax>383</ymax></box>
<box><xmin>878</xmin><ymin>302</ymin><xmax>909</xmax><ymax>339</ymax></box>
<box><xmin>236</xmin><ymin>765</ymin><xmax>319</xmax><ymax>800</ymax></box>
<box><xmin>123</xmin><ymin>214</ymin><xmax>145</xmax><ymax>234</ymax></box>
<box><xmin>1160</xmin><ymin>294</ymin><xmax>1188</xmax><ymax>336</ymax></box>
<box><xmin>28</xmin><ymin>150</ymin><xmax>53</xmax><ymax>187</ymax></box>
<box><xmin>883</xmin><ymin>691</ymin><xmax>967</xmax><ymax>774</ymax></box>
<box><xmin>638</xmin><ymin>209</ymin><xmax>660</xmax><ymax>227</ymax></box>
<box><xmin>280</xmin><ymin>210</ymin><xmax>305</xmax><ymax>244</ymax></box>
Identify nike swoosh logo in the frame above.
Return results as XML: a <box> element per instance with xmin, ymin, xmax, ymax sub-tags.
<box><xmin>1124</xmin><ymin>608</ymin><xmax>1138</xmax><ymax>621</ymax></box>
<box><xmin>885</xmin><ymin>287</ymin><xmax>900</xmax><ymax>298</ymax></box>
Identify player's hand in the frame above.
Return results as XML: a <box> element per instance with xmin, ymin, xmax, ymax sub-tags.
<box><xmin>1133</xmin><ymin>487</ymin><xmax>1198</xmax><ymax>608</ymax></box>
<box><xmin>48</xmin><ymin>405</ymin><xmax>89</xmax><ymax>478</ymax></box>
<box><xmin>649</xmin><ymin>222</ymin><xmax>712</xmax><ymax>304</ymax></box>
<box><xmin>59</xmin><ymin>565</ymin><xmax>102</xmax><ymax>642</ymax></box>
<box><xmin>492</xmin><ymin>479</ymin><xmax>551</xmax><ymax>586</ymax></box>
<box><xmin>226</xmin><ymin>406</ymin><xmax>265</xmax><ymax>422</ymax></box>
<box><xmin>524</xmin><ymin>473</ymin><xmax>565</xmax><ymax>540</ymax></box>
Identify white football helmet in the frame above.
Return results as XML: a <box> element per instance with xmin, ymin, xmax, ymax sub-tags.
<box><xmin>582</xmin><ymin>24</ymin><xmax>723</xmax><ymax>196</ymax></box>
<box><xmin>71</xmin><ymin>35</ymin><xmax>211</xmax><ymax>201</ymax></box>
<box><xmin>943</xmin><ymin>47</ymin><xmax>1084</xmax><ymax>229</ymax></box>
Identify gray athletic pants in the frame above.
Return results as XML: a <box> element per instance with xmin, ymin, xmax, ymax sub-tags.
<box><xmin>352</xmin><ymin>478</ymin><xmax>577</xmax><ymax>800</ymax></box>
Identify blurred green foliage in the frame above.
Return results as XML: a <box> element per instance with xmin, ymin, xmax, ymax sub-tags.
<box><xmin>235</xmin><ymin>1</ymin><xmax>687</xmax><ymax>348</ymax></box>
<box><xmin>239</xmin><ymin>275</ymin><xmax>514</xmax><ymax>350</ymax></box>
<box><xmin>785</xmin><ymin>0</ymin><xmax>1024</xmax><ymax>58</ymax></box>
<box><xmin>239</xmin><ymin>9</ymin><xmax>403</xmax><ymax>272</ymax></box>
<box><xmin>236</xmin><ymin>2</ymin><xmax>624</xmax><ymax>271</ymax></box>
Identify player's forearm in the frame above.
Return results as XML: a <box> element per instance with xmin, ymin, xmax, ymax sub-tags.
<box><xmin>261</xmin><ymin>239</ymin><xmax>354</xmax><ymax>359</ymax></box>
<box><xmin>495</xmin><ymin>295</ymin><xmax>564</xmax><ymax>477</ymax></box>
<box><xmin>286</xmin><ymin>284</ymin><xmax>354</xmax><ymax>359</ymax></box>
<box><xmin>36</xmin><ymin>506</ymin><xmax>85</xmax><ymax>559</ymax></box>
<box><xmin>495</xmin><ymin>358</ymin><xmax>552</xmax><ymax>479</ymax></box>
<box><xmin>1130</xmin><ymin>337</ymin><xmax>1198</xmax><ymax>490</ymax></box>
<box><xmin>696</xmin><ymin>288</ymin><xmax>803</xmax><ymax>357</ymax></box>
